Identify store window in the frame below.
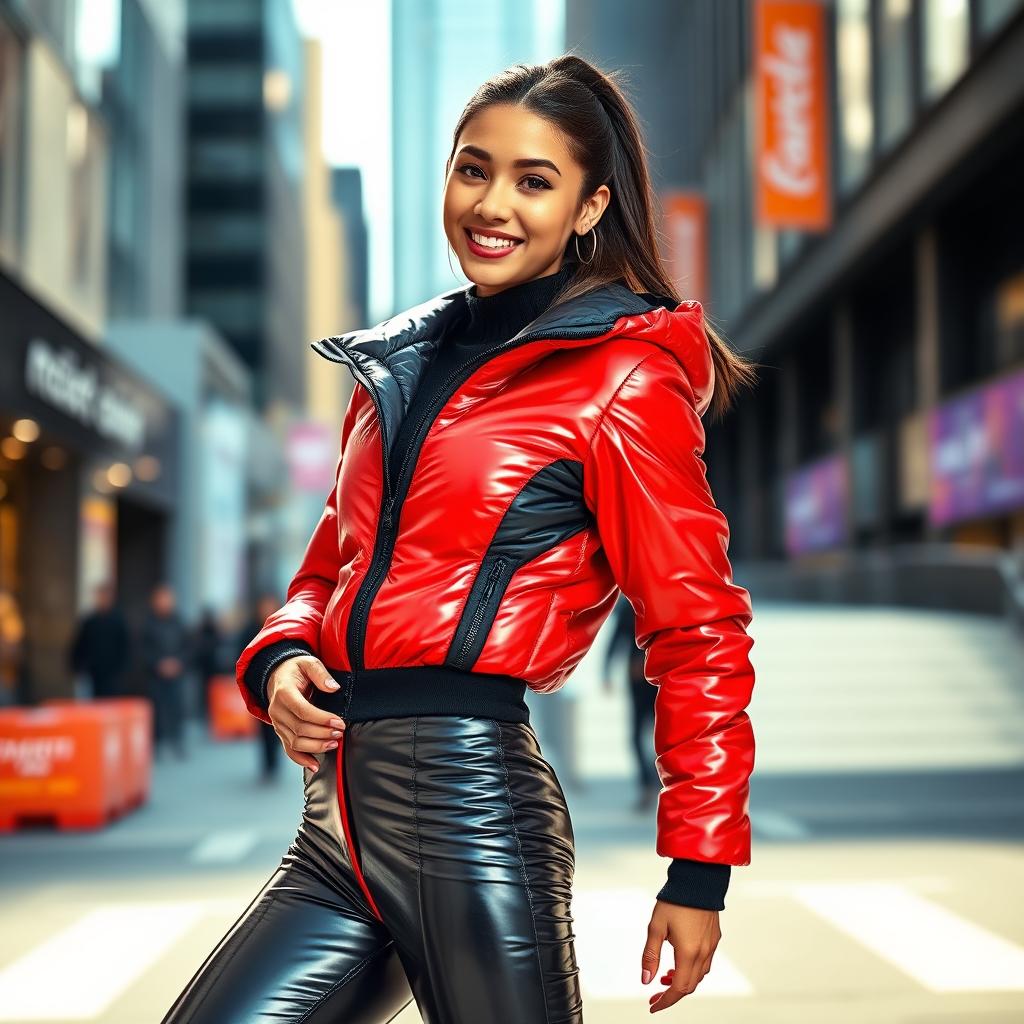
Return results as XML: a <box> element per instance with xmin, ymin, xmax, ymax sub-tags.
<box><xmin>920</xmin><ymin>0</ymin><xmax>969</xmax><ymax>100</ymax></box>
<box><xmin>835</xmin><ymin>0</ymin><xmax>873</xmax><ymax>193</ymax></box>
<box><xmin>978</xmin><ymin>0</ymin><xmax>1024</xmax><ymax>36</ymax></box>
<box><xmin>877</xmin><ymin>0</ymin><xmax>915</xmax><ymax>152</ymax></box>
<box><xmin>0</xmin><ymin>17</ymin><xmax>24</xmax><ymax>265</ymax></box>
<box><xmin>0</xmin><ymin>460</ymin><xmax>24</xmax><ymax>706</ymax></box>
<box><xmin>993</xmin><ymin>269</ymin><xmax>1024</xmax><ymax>369</ymax></box>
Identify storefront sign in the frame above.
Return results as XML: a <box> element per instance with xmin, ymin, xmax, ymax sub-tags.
<box><xmin>663</xmin><ymin>191</ymin><xmax>708</xmax><ymax>306</ymax></box>
<box><xmin>929</xmin><ymin>367</ymin><xmax>1024</xmax><ymax>527</ymax></box>
<box><xmin>286</xmin><ymin>421</ymin><xmax>338</xmax><ymax>492</ymax></box>
<box><xmin>0</xmin><ymin>268</ymin><xmax>177</xmax><ymax>505</ymax></box>
<box><xmin>24</xmin><ymin>338</ymin><xmax>147</xmax><ymax>450</ymax></box>
<box><xmin>784</xmin><ymin>452</ymin><xmax>849</xmax><ymax>556</ymax></box>
<box><xmin>754</xmin><ymin>0</ymin><xmax>832</xmax><ymax>230</ymax></box>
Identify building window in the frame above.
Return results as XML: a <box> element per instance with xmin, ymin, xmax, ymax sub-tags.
<box><xmin>0</xmin><ymin>17</ymin><xmax>24</xmax><ymax>264</ymax></box>
<box><xmin>992</xmin><ymin>269</ymin><xmax>1024</xmax><ymax>369</ymax></box>
<box><xmin>978</xmin><ymin>0</ymin><xmax>1024</xmax><ymax>36</ymax></box>
<box><xmin>188</xmin><ymin>213</ymin><xmax>263</xmax><ymax>253</ymax></box>
<box><xmin>877</xmin><ymin>0</ymin><xmax>915</xmax><ymax>152</ymax></box>
<box><xmin>187</xmin><ymin>0</ymin><xmax>263</xmax><ymax>31</ymax></box>
<box><xmin>189</xmin><ymin>138</ymin><xmax>262</xmax><ymax>180</ymax></box>
<box><xmin>187</xmin><ymin>65</ymin><xmax>263</xmax><ymax>106</ymax></box>
<box><xmin>920</xmin><ymin>0</ymin><xmax>969</xmax><ymax>100</ymax></box>
<box><xmin>835</xmin><ymin>0</ymin><xmax>873</xmax><ymax>193</ymax></box>
<box><xmin>67</xmin><ymin>102</ymin><xmax>106</xmax><ymax>297</ymax></box>
<box><xmin>188</xmin><ymin>288</ymin><xmax>262</xmax><ymax>334</ymax></box>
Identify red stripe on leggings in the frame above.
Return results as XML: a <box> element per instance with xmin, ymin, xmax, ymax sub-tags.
<box><xmin>335</xmin><ymin>730</ymin><xmax>385</xmax><ymax>922</ymax></box>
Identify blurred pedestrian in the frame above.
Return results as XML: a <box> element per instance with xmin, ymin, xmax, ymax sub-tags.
<box><xmin>239</xmin><ymin>593</ymin><xmax>283</xmax><ymax>784</ymax></box>
<box><xmin>141</xmin><ymin>582</ymin><xmax>190</xmax><ymax>760</ymax></box>
<box><xmin>194</xmin><ymin>606</ymin><xmax>233</xmax><ymax>722</ymax></box>
<box><xmin>603</xmin><ymin>593</ymin><xmax>659</xmax><ymax>811</ymax></box>
<box><xmin>69</xmin><ymin>582</ymin><xmax>130</xmax><ymax>700</ymax></box>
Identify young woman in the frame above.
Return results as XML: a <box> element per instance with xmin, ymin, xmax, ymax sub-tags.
<box><xmin>162</xmin><ymin>54</ymin><xmax>757</xmax><ymax>1023</ymax></box>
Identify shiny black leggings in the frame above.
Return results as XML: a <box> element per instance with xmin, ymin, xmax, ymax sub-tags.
<box><xmin>161</xmin><ymin>714</ymin><xmax>583</xmax><ymax>1023</ymax></box>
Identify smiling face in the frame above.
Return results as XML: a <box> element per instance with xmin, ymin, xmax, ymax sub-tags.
<box><xmin>443</xmin><ymin>103</ymin><xmax>610</xmax><ymax>297</ymax></box>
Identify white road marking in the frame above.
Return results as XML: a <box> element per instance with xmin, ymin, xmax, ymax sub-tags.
<box><xmin>572</xmin><ymin>888</ymin><xmax>753</xmax><ymax>999</ymax></box>
<box><xmin>750</xmin><ymin>809</ymin><xmax>810</xmax><ymax>839</ymax></box>
<box><xmin>188</xmin><ymin>829</ymin><xmax>260</xmax><ymax>864</ymax></box>
<box><xmin>793</xmin><ymin>881</ymin><xmax>1024</xmax><ymax>992</ymax></box>
<box><xmin>0</xmin><ymin>902</ymin><xmax>207</xmax><ymax>1020</ymax></box>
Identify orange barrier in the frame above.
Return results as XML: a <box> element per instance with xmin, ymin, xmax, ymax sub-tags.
<box><xmin>46</xmin><ymin>697</ymin><xmax>152</xmax><ymax>811</ymax></box>
<box><xmin>0</xmin><ymin>699</ymin><xmax>152</xmax><ymax>832</ymax></box>
<box><xmin>208</xmin><ymin>674</ymin><xmax>258</xmax><ymax>739</ymax></box>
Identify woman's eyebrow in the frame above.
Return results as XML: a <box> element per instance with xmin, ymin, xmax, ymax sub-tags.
<box><xmin>457</xmin><ymin>144</ymin><xmax>561</xmax><ymax>176</ymax></box>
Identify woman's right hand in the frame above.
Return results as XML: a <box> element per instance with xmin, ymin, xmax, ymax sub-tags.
<box><xmin>265</xmin><ymin>655</ymin><xmax>347</xmax><ymax>770</ymax></box>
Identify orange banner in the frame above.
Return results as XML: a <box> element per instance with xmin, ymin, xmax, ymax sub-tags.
<box><xmin>663</xmin><ymin>192</ymin><xmax>708</xmax><ymax>306</ymax></box>
<box><xmin>754</xmin><ymin>0</ymin><xmax>832</xmax><ymax>230</ymax></box>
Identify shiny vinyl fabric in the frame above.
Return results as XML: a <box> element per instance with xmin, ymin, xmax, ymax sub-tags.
<box><xmin>236</xmin><ymin>281</ymin><xmax>756</xmax><ymax>868</ymax></box>
<box><xmin>161</xmin><ymin>714</ymin><xmax>581</xmax><ymax>1024</ymax></box>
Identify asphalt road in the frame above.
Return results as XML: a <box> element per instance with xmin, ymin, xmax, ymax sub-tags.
<box><xmin>1</xmin><ymin>603</ymin><xmax>1022</xmax><ymax>1022</ymax></box>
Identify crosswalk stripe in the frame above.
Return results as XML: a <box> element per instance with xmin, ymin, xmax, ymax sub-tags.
<box><xmin>188</xmin><ymin>829</ymin><xmax>260</xmax><ymax>864</ymax></box>
<box><xmin>571</xmin><ymin>888</ymin><xmax>754</xmax><ymax>999</ymax></box>
<box><xmin>750</xmin><ymin>810</ymin><xmax>810</xmax><ymax>839</ymax></box>
<box><xmin>0</xmin><ymin>903</ymin><xmax>208</xmax><ymax>1020</ymax></box>
<box><xmin>792</xmin><ymin>881</ymin><xmax>1024</xmax><ymax>992</ymax></box>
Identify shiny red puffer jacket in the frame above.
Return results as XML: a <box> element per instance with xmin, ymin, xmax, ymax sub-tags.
<box><xmin>236</xmin><ymin>278</ymin><xmax>756</xmax><ymax>867</ymax></box>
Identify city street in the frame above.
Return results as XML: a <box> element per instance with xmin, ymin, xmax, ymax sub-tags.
<box><xmin>2</xmin><ymin>604</ymin><xmax>1022</xmax><ymax>1022</ymax></box>
<box><xmin>2</xmin><ymin>1</ymin><xmax>1024</xmax><ymax>1021</ymax></box>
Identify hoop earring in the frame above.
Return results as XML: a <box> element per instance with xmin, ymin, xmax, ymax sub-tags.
<box><xmin>446</xmin><ymin>243</ymin><xmax>463</xmax><ymax>281</ymax></box>
<box><xmin>575</xmin><ymin>225</ymin><xmax>598</xmax><ymax>264</ymax></box>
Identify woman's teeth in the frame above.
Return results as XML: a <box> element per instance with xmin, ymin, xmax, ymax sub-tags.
<box><xmin>470</xmin><ymin>232</ymin><xmax>520</xmax><ymax>249</ymax></box>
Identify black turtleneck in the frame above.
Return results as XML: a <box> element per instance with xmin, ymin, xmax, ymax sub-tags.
<box><xmin>422</xmin><ymin>263</ymin><xmax>577</xmax><ymax>402</ymax></box>
<box><xmin>462</xmin><ymin>260</ymin><xmax>579</xmax><ymax>346</ymax></box>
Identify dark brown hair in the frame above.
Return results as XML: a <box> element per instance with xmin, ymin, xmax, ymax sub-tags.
<box><xmin>445</xmin><ymin>53</ymin><xmax>758</xmax><ymax>422</ymax></box>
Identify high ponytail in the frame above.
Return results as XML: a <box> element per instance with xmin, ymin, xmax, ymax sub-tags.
<box><xmin>445</xmin><ymin>53</ymin><xmax>758</xmax><ymax>423</ymax></box>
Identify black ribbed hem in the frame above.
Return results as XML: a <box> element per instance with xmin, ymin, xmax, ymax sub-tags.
<box><xmin>244</xmin><ymin>639</ymin><xmax>316</xmax><ymax>710</ymax></box>
<box><xmin>656</xmin><ymin>858</ymin><xmax>732</xmax><ymax>911</ymax></box>
<box><xmin>312</xmin><ymin>665</ymin><xmax>531</xmax><ymax>724</ymax></box>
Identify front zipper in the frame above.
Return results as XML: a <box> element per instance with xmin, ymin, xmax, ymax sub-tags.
<box><xmin>455</xmin><ymin>556</ymin><xmax>508</xmax><ymax>667</ymax></box>
<box><xmin>316</xmin><ymin>320</ymin><xmax>619</xmax><ymax>672</ymax></box>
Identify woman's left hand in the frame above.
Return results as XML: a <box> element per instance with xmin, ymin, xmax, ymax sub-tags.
<box><xmin>641</xmin><ymin>901</ymin><xmax>721</xmax><ymax>1013</ymax></box>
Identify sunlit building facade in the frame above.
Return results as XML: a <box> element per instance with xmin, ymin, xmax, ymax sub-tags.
<box><xmin>569</xmin><ymin>0</ymin><xmax>1024</xmax><ymax>615</ymax></box>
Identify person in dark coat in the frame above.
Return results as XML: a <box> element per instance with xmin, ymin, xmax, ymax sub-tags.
<box><xmin>602</xmin><ymin>592</ymin><xmax>660</xmax><ymax>810</ymax></box>
<box><xmin>69</xmin><ymin>582</ymin><xmax>130</xmax><ymax>699</ymax></box>
<box><xmin>194</xmin><ymin>607</ymin><xmax>234</xmax><ymax>722</ymax></box>
<box><xmin>140</xmin><ymin>582</ymin><xmax>191</xmax><ymax>760</ymax></box>
<box><xmin>239</xmin><ymin>593</ymin><xmax>284</xmax><ymax>784</ymax></box>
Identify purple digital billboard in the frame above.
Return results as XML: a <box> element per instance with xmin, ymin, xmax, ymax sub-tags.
<box><xmin>784</xmin><ymin>453</ymin><xmax>849</xmax><ymax>556</ymax></box>
<box><xmin>929</xmin><ymin>366</ymin><xmax>1024</xmax><ymax>527</ymax></box>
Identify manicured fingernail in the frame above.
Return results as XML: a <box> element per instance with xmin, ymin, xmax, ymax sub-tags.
<box><xmin>642</xmin><ymin>969</ymin><xmax>652</xmax><ymax>984</ymax></box>
<box><xmin>329</xmin><ymin>719</ymin><xmax>345</xmax><ymax>729</ymax></box>
<box><xmin>326</xmin><ymin>679</ymin><xmax>340</xmax><ymax>689</ymax></box>
<box><xmin>325</xmin><ymin>741</ymin><xmax>338</xmax><ymax>749</ymax></box>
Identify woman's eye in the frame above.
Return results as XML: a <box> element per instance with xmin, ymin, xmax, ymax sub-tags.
<box><xmin>456</xmin><ymin>165</ymin><xmax>550</xmax><ymax>192</ymax></box>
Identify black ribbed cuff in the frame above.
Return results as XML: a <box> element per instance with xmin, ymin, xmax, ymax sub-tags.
<box><xmin>656</xmin><ymin>858</ymin><xmax>731</xmax><ymax>911</ymax></box>
<box><xmin>243</xmin><ymin>639</ymin><xmax>315</xmax><ymax>711</ymax></box>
